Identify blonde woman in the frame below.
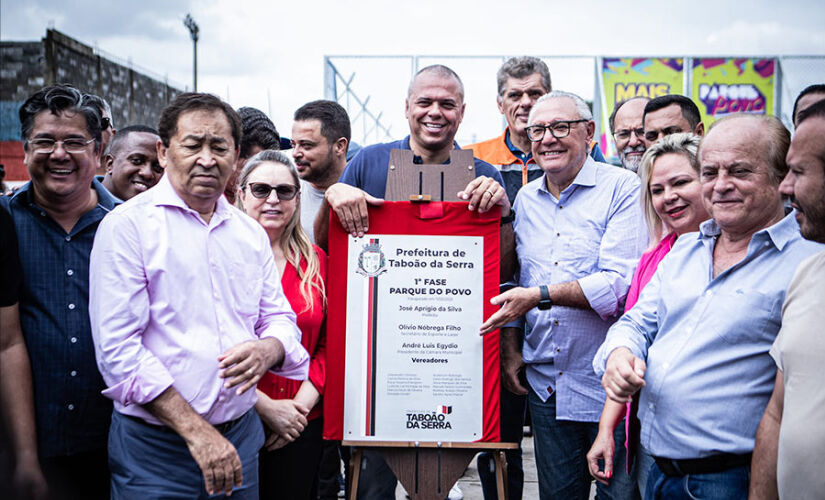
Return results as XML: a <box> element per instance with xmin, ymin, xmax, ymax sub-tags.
<box><xmin>587</xmin><ymin>134</ymin><xmax>709</xmax><ymax>497</ymax></box>
<box><xmin>238</xmin><ymin>150</ymin><xmax>327</xmax><ymax>499</ymax></box>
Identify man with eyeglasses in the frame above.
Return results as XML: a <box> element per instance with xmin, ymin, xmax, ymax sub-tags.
<box><xmin>465</xmin><ymin>55</ymin><xmax>551</xmax><ymax>500</ymax></box>
<box><xmin>100</xmin><ymin>125</ymin><xmax>163</xmax><ymax>201</ymax></box>
<box><xmin>609</xmin><ymin>97</ymin><xmax>650</xmax><ymax>173</ymax></box>
<box><xmin>480</xmin><ymin>91</ymin><xmax>646</xmax><ymax>500</ymax></box>
<box><xmin>642</xmin><ymin>95</ymin><xmax>704</xmax><ymax>148</ymax></box>
<box><xmin>0</xmin><ymin>84</ymin><xmax>121</xmax><ymax>499</ymax></box>
<box><xmin>89</xmin><ymin>92</ymin><xmax>308</xmax><ymax>499</ymax></box>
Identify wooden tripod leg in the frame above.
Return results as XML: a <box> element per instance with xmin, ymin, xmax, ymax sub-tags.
<box><xmin>348</xmin><ymin>448</ymin><xmax>363</xmax><ymax>500</ymax></box>
<box><xmin>494</xmin><ymin>450</ymin><xmax>509</xmax><ymax>500</ymax></box>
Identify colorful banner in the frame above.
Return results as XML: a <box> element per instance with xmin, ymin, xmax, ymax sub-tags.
<box><xmin>600</xmin><ymin>58</ymin><xmax>684</xmax><ymax>158</ymax></box>
<box><xmin>691</xmin><ymin>58</ymin><xmax>775</xmax><ymax>128</ymax></box>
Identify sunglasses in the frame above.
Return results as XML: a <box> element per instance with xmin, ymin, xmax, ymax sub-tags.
<box><xmin>247</xmin><ymin>182</ymin><xmax>299</xmax><ymax>201</ymax></box>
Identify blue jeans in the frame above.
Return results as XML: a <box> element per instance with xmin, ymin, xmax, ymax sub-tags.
<box><xmin>109</xmin><ymin>410</ymin><xmax>264</xmax><ymax>500</ymax></box>
<box><xmin>636</xmin><ymin>444</ymin><xmax>655</xmax><ymax>499</ymax></box>
<box><xmin>528</xmin><ymin>389</ymin><xmax>637</xmax><ymax>500</ymax></box>
<box><xmin>644</xmin><ymin>462</ymin><xmax>749</xmax><ymax>500</ymax></box>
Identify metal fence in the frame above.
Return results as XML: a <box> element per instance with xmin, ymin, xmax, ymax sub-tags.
<box><xmin>324</xmin><ymin>55</ymin><xmax>824</xmax><ymax>153</ymax></box>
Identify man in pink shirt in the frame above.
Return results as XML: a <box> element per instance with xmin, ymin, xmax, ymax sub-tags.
<box><xmin>90</xmin><ymin>93</ymin><xmax>309</xmax><ymax>499</ymax></box>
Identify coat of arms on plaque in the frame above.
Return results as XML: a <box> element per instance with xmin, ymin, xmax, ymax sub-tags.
<box><xmin>356</xmin><ymin>241</ymin><xmax>387</xmax><ymax>277</ymax></box>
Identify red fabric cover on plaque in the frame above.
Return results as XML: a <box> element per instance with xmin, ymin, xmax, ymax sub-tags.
<box><xmin>323</xmin><ymin>201</ymin><xmax>501</xmax><ymax>442</ymax></box>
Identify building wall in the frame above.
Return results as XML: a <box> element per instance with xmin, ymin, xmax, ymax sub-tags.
<box><xmin>0</xmin><ymin>29</ymin><xmax>183</xmax><ymax>181</ymax></box>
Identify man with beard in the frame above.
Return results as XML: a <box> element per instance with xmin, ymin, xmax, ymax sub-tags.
<box><xmin>100</xmin><ymin>125</ymin><xmax>163</xmax><ymax>201</ymax></box>
<box><xmin>642</xmin><ymin>95</ymin><xmax>704</xmax><ymax>148</ymax></box>
<box><xmin>291</xmin><ymin>100</ymin><xmax>351</xmax><ymax>243</ymax></box>
<box><xmin>609</xmin><ymin>97</ymin><xmax>650</xmax><ymax>173</ymax></box>
<box><xmin>750</xmin><ymin>99</ymin><xmax>825</xmax><ymax>499</ymax></box>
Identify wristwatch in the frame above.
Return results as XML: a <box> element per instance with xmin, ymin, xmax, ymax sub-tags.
<box><xmin>537</xmin><ymin>285</ymin><xmax>553</xmax><ymax>310</ymax></box>
<box><xmin>500</xmin><ymin>208</ymin><xmax>515</xmax><ymax>226</ymax></box>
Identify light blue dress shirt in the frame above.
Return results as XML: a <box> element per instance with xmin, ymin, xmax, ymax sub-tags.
<box><xmin>594</xmin><ymin>213</ymin><xmax>824</xmax><ymax>458</ymax></box>
<box><xmin>513</xmin><ymin>157</ymin><xmax>647</xmax><ymax>422</ymax></box>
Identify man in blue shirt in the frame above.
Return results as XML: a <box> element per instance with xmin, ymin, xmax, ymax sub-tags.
<box><xmin>321</xmin><ymin>64</ymin><xmax>513</xmax><ymax>500</ymax></box>
<box><xmin>595</xmin><ymin>114</ymin><xmax>824</xmax><ymax>500</ymax></box>
<box><xmin>466</xmin><ymin>55</ymin><xmax>550</xmax><ymax>500</ymax></box>
<box><xmin>1</xmin><ymin>84</ymin><xmax>119</xmax><ymax>499</ymax></box>
<box><xmin>481</xmin><ymin>90</ymin><xmax>647</xmax><ymax>500</ymax></box>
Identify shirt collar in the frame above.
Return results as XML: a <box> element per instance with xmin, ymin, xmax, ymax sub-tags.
<box><xmin>504</xmin><ymin>128</ymin><xmax>532</xmax><ymax>162</ymax></box>
<box><xmin>402</xmin><ymin>135</ymin><xmax>464</xmax><ymax>164</ymax></box>
<box><xmin>537</xmin><ymin>155</ymin><xmax>597</xmax><ymax>195</ymax></box>
<box><xmin>699</xmin><ymin>211</ymin><xmax>800</xmax><ymax>251</ymax></box>
<box><xmin>11</xmin><ymin>177</ymin><xmax>120</xmax><ymax>212</ymax></box>
<box><xmin>152</xmin><ymin>174</ymin><xmax>234</xmax><ymax>225</ymax></box>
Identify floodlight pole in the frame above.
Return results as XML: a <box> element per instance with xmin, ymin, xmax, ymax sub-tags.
<box><xmin>183</xmin><ymin>14</ymin><xmax>199</xmax><ymax>91</ymax></box>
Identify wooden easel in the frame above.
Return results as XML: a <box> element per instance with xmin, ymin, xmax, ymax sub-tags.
<box><xmin>344</xmin><ymin>148</ymin><xmax>516</xmax><ymax>500</ymax></box>
<box><xmin>344</xmin><ymin>440</ymin><xmax>518</xmax><ymax>500</ymax></box>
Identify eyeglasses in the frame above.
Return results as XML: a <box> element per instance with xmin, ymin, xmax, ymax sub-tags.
<box><xmin>28</xmin><ymin>138</ymin><xmax>95</xmax><ymax>154</ymax></box>
<box><xmin>101</xmin><ymin>117</ymin><xmax>113</xmax><ymax>130</ymax></box>
<box><xmin>247</xmin><ymin>182</ymin><xmax>299</xmax><ymax>201</ymax></box>
<box><xmin>613</xmin><ymin>128</ymin><xmax>645</xmax><ymax>142</ymax></box>
<box><xmin>525</xmin><ymin>119</ymin><xmax>588</xmax><ymax>142</ymax></box>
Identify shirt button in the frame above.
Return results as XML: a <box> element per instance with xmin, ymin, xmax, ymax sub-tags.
<box><xmin>70</xmin><ymin>370</ymin><xmax>77</xmax><ymax>377</ymax></box>
<box><xmin>558</xmin><ymin>371</ymin><xmax>563</xmax><ymax>376</ymax></box>
<box><xmin>279</xmin><ymin>388</ymin><xmax>285</xmax><ymax>392</ymax></box>
<box><xmin>554</xmin><ymin>262</ymin><xmax>558</xmax><ymax>266</ymax></box>
<box><xmin>70</xmin><ymin>337</ymin><xmax>77</xmax><ymax>343</ymax></box>
<box><xmin>648</xmin><ymin>402</ymin><xmax>655</xmax><ymax>410</ymax></box>
<box><xmin>65</xmin><ymin>236</ymin><xmax>71</xmax><ymax>242</ymax></box>
<box><xmin>705</xmin><ymin>290</ymin><xmax>713</xmax><ymax>297</ymax></box>
<box><xmin>67</xmin><ymin>404</ymin><xmax>75</xmax><ymax>411</ymax></box>
<box><xmin>556</xmin><ymin>233</ymin><xmax>560</xmax><ymax>237</ymax></box>
<box><xmin>554</xmin><ymin>320</ymin><xmax>559</xmax><ymax>326</ymax></box>
<box><xmin>68</xmin><ymin>303</ymin><xmax>76</xmax><ymax>310</ymax></box>
<box><xmin>559</xmin><ymin>205</ymin><xmax>563</xmax><ymax>209</ymax></box>
<box><xmin>67</xmin><ymin>269</ymin><xmax>74</xmax><ymax>276</ymax></box>
<box><xmin>555</xmin><ymin>347</ymin><xmax>561</xmax><ymax>353</ymax></box>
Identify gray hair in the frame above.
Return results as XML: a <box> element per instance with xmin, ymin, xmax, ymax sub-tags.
<box><xmin>528</xmin><ymin>90</ymin><xmax>593</xmax><ymax>124</ymax></box>
<box><xmin>497</xmin><ymin>56</ymin><xmax>551</xmax><ymax>96</ymax></box>
<box><xmin>638</xmin><ymin>133</ymin><xmax>702</xmax><ymax>242</ymax></box>
<box><xmin>19</xmin><ymin>84</ymin><xmax>103</xmax><ymax>152</ymax></box>
<box><xmin>407</xmin><ymin>64</ymin><xmax>465</xmax><ymax>100</ymax></box>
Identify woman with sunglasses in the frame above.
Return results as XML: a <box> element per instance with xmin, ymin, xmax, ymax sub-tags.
<box><xmin>587</xmin><ymin>133</ymin><xmax>709</xmax><ymax>498</ymax></box>
<box><xmin>237</xmin><ymin>150</ymin><xmax>327</xmax><ymax>499</ymax></box>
